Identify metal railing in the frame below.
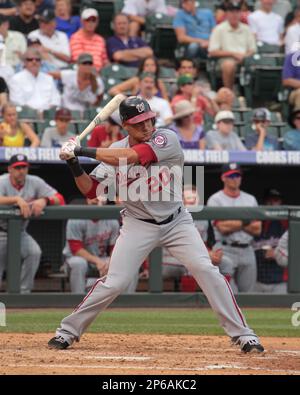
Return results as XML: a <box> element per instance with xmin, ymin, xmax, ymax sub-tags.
<box><xmin>1</xmin><ymin>205</ymin><xmax>300</xmax><ymax>294</ymax></box>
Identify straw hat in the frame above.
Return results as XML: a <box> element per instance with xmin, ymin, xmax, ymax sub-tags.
<box><xmin>172</xmin><ymin>100</ymin><xmax>196</xmax><ymax>120</ymax></box>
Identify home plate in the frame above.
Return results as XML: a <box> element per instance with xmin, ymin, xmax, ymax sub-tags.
<box><xmin>84</xmin><ymin>356</ymin><xmax>152</xmax><ymax>361</ymax></box>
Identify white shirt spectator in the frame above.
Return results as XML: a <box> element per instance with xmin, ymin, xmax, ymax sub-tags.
<box><xmin>284</xmin><ymin>23</ymin><xmax>300</xmax><ymax>54</ymax></box>
<box><xmin>9</xmin><ymin>69</ymin><xmax>60</xmax><ymax>111</ymax></box>
<box><xmin>122</xmin><ymin>0</ymin><xmax>167</xmax><ymax>17</ymax></box>
<box><xmin>255</xmin><ymin>0</ymin><xmax>291</xmax><ymax>19</ymax></box>
<box><xmin>145</xmin><ymin>96</ymin><xmax>172</xmax><ymax>127</ymax></box>
<box><xmin>4</xmin><ymin>30</ymin><xmax>27</xmax><ymax>67</ymax></box>
<box><xmin>28</xmin><ymin>29</ymin><xmax>70</xmax><ymax>68</ymax></box>
<box><xmin>248</xmin><ymin>10</ymin><xmax>284</xmax><ymax>45</ymax></box>
<box><xmin>61</xmin><ymin>69</ymin><xmax>104</xmax><ymax>111</ymax></box>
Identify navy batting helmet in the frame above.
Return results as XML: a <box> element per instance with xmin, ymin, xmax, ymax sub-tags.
<box><xmin>119</xmin><ymin>96</ymin><xmax>156</xmax><ymax>125</ymax></box>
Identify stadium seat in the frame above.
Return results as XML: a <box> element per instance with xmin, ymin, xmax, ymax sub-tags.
<box><xmin>16</xmin><ymin>106</ymin><xmax>40</xmax><ymax>121</ymax></box>
<box><xmin>114</xmin><ymin>0</ymin><xmax>124</xmax><ymax>14</ymax></box>
<box><xmin>256</xmin><ymin>42</ymin><xmax>282</xmax><ymax>55</ymax></box>
<box><xmin>101</xmin><ymin>64</ymin><xmax>138</xmax><ymax>91</ymax></box>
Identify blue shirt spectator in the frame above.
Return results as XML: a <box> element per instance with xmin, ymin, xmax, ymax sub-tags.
<box><xmin>173</xmin><ymin>0</ymin><xmax>215</xmax><ymax>59</ymax></box>
<box><xmin>107</xmin><ymin>13</ymin><xmax>153</xmax><ymax>67</ymax></box>
<box><xmin>56</xmin><ymin>16</ymin><xmax>81</xmax><ymax>38</ymax></box>
<box><xmin>245</xmin><ymin>132</ymin><xmax>279</xmax><ymax>151</ymax></box>
<box><xmin>283</xmin><ymin>107</ymin><xmax>300</xmax><ymax>150</ymax></box>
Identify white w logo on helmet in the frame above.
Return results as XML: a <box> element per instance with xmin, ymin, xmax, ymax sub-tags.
<box><xmin>136</xmin><ymin>103</ymin><xmax>145</xmax><ymax>113</ymax></box>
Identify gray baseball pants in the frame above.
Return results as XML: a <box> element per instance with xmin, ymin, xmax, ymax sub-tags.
<box><xmin>56</xmin><ymin>210</ymin><xmax>255</xmax><ymax>344</ymax></box>
<box><xmin>0</xmin><ymin>231</ymin><xmax>41</xmax><ymax>293</ymax></box>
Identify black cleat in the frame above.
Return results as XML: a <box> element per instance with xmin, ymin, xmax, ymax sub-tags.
<box><xmin>231</xmin><ymin>335</ymin><xmax>265</xmax><ymax>353</ymax></box>
<box><xmin>48</xmin><ymin>336</ymin><xmax>70</xmax><ymax>350</ymax></box>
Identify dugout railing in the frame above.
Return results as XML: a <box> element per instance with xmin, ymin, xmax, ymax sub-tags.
<box><xmin>0</xmin><ymin>205</ymin><xmax>300</xmax><ymax>307</ymax></box>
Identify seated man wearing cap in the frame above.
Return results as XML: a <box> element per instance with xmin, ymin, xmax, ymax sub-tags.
<box><xmin>41</xmin><ymin>107</ymin><xmax>76</xmax><ymax>147</ymax></box>
<box><xmin>207</xmin><ymin>163</ymin><xmax>262</xmax><ymax>292</ymax></box>
<box><xmin>9</xmin><ymin>0</ymin><xmax>39</xmax><ymax>35</ymax></box>
<box><xmin>208</xmin><ymin>2</ymin><xmax>256</xmax><ymax>89</ymax></box>
<box><xmin>244</xmin><ymin>108</ymin><xmax>279</xmax><ymax>151</ymax></box>
<box><xmin>107</xmin><ymin>13</ymin><xmax>153</xmax><ymax>68</ymax></box>
<box><xmin>28</xmin><ymin>8</ymin><xmax>71</xmax><ymax>69</ymax></box>
<box><xmin>70</xmin><ymin>8</ymin><xmax>108</xmax><ymax>72</ymax></box>
<box><xmin>205</xmin><ymin>110</ymin><xmax>246</xmax><ymax>151</ymax></box>
<box><xmin>0</xmin><ymin>154</ymin><xmax>65</xmax><ymax>293</ymax></box>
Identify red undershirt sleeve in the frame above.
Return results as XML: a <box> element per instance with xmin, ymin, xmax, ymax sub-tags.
<box><xmin>69</xmin><ymin>240</ymin><xmax>84</xmax><ymax>255</ymax></box>
<box><xmin>86</xmin><ymin>178</ymin><xmax>100</xmax><ymax>199</ymax></box>
<box><xmin>131</xmin><ymin>143</ymin><xmax>158</xmax><ymax>166</ymax></box>
<box><xmin>48</xmin><ymin>192</ymin><xmax>65</xmax><ymax>206</ymax></box>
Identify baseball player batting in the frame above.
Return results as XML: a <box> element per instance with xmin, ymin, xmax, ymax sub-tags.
<box><xmin>48</xmin><ymin>96</ymin><xmax>264</xmax><ymax>353</ymax></box>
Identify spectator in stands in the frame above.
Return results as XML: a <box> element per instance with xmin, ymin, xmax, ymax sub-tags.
<box><xmin>138</xmin><ymin>72</ymin><xmax>172</xmax><ymax>127</ymax></box>
<box><xmin>107</xmin><ymin>13</ymin><xmax>153</xmax><ymax>68</ymax></box>
<box><xmin>284</xmin><ymin>7</ymin><xmax>300</xmax><ymax>54</ymax></box>
<box><xmin>207</xmin><ymin>163</ymin><xmax>262</xmax><ymax>292</ymax></box>
<box><xmin>176</xmin><ymin>57</ymin><xmax>198</xmax><ymax>78</ymax></box>
<box><xmin>50</xmin><ymin>53</ymin><xmax>104</xmax><ymax>112</ymax></box>
<box><xmin>0</xmin><ymin>14</ymin><xmax>27</xmax><ymax>68</ymax></box>
<box><xmin>35</xmin><ymin>0</ymin><xmax>54</xmax><ymax>15</ymax></box>
<box><xmin>62</xmin><ymin>197</ymin><xmax>120</xmax><ymax>294</ymax></box>
<box><xmin>0</xmin><ymin>103</ymin><xmax>40</xmax><ymax>147</ymax></box>
<box><xmin>171</xmin><ymin>74</ymin><xmax>217</xmax><ymax>125</ymax></box>
<box><xmin>282</xmin><ymin>44</ymin><xmax>300</xmax><ymax>109</ymax></box>
<box><xmin>170</xmin><ymin>100</ymin><xmax>205</xmax><ymax>149</ymax></box>
<box><xmin>88</xmin><ymin>115</ymin><xmax>123</xmax><ymax>148</ymax></box>
<box><xmin>215</xmin><ymin>87</ymin><xmax>236</xmax><ymax>110</ymax></box>
<box><xmin>285</xmin><ymin>0</ymin><xmax>300</xmax><ymax>28</ymax></box>
<box><xmin>248</xmin><ymin>0</ymin><xmax>284</xmax><ymax>46</ymax></box>
<box><xmin>245</xmin><ymin>108</ymin><xmax>279</xmax><ymax>151</ymax></box>
<box><xmin>70</xmin><ymin>8</ymin><xmax>108</xmax><ymax>72</ymax></box>
<box><xmin>9</xmin><ymin>0</ymin><xmax>39</xmax><ymax>35</ymax></box>
<box><xmin>255</xmin><ymin>0</ymin><xmax>291</xmax><ymax>20</ymax></box>
<box><xmin>0</xmin><ymin>153</ymin><xmax>65</xmax><ymax>293</ymax></box>
<box><xmin>55</xmin><ymin>0</ymin><xmax>81</xmax><ymax>39</ymax></box>
<box><xmin>28</xmin><ymin>8</ymin><xmax>70</xmax><ymax>69</ymax></box>
<box><xmin>283</xmin><ymin>107</ymin><xmax>300</xmax><ymax>150</ymax></box>
<box><xmin>205</xmin><ymin>110</ymin><xmax>246</xmax><ymax>151</ymax></box>
<box><xmin>216</xmin><ymin>0</ymin><xmax>251</xmax><ymax>24</ymax></box>
<box><xmin>0</xmin><ymin>0</ymin><xmax>16</xmax><ymax>16</ymax></box>
<box><xmin>208</xmin><ymin>2</ymin><xmax>256</xmax><ymax>89</ymax></box>
<box><xmin>253</xmin><ymin>188</ymin><xmax>288</xmax><ymax>293</ymax></box>
<box><xmin>173</xmin><ymin>0</ymin><xmax>216</xmax><ymax>59</ymax></box>
<box><xmin>122</xmin><ymin>0</ymin><xmax>168</xmax><ymax>37</ymax></box>
<box><xmin>40</xmin><ymin>107</ymin><xmax>75</xmax><ymax>147</ymax></box>
<box><xmin>9</xmin><ymin>48</ymin><xmax>60</xmax><ymax>112</ymax></box>
<box><xmin>109</xmin><ymin>55</ymin><xmax>168</xmax><ymax>100</ymax></box>
<box><xmin>0</xmin><ymin>76</ymin><xmax>8</xmax><ymax>109</ymax></box>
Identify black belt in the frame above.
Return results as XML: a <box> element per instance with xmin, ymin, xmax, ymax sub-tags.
<box><xmin>222</xmin><ymin>241</ymin><xmax>250</xmax><ymax>248</ymax></box>
<box><xmin>139</xmin><ymin>207</ymin><xmax>182</xmax><ymax>225</ymax></box>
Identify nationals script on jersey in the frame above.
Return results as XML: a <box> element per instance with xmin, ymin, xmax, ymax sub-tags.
<box><xmin>90</xmin><ymin>129</ymin><xmax>185</xmax><ymax>222</ymax></box>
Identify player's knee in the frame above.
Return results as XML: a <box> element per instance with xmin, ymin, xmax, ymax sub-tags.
<box><xmin>68</xmin><ymin>257</ymin><xmax>88</xmax><ymax>274</ymax></box>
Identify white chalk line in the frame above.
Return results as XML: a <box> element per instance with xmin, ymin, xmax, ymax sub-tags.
<box><xmin>4</xmin><ymin>363</ymin><xmax>300</xmax><ymax>374</ymax></box>
<box><xmin>83</xmin><ymin>356</ymin><xmax>152</xmax><ymax>361</ymax></box>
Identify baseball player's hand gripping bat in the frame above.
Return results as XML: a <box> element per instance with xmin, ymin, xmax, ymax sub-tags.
<box><xmin>77</xmin><ymin>94</ymin><xmax>126</xmax><ymax>142</ymax></box>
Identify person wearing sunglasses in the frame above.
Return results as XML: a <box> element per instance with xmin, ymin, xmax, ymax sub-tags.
<box><xmin>70</xmin><ymin>8</ymin><xmax>108</xmax><ymax>72</ymax></box>
<box><xmin>27</xmin><ymin>8</ymin><xmax>70</xmax><ymax>69</ymax></box>
<box><xmin>282</xmin><ymin>107</ymin><xmax>300</xmax><ymax>150</ymax></box>
<box><xmin>207</xmin><ymin>163</ymin><xmax>262</xmax><ymax>293</ymax></box>
<box><xmin>244</xmin><ymin>107</ymin><xmax>279</xmax><ymax>151</ymax></box>
<box><xmin>8</xmin><ymin>47</ymin><xmax>60</xmax><ymax>112</ymax></box>
<box><xmin>206</xmin><ymin>110</ymin><xmax>246</xmax><ymax>151</ymax></box>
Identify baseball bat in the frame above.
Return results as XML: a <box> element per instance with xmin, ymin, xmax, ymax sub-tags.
<box><xmin>78</xmin><ymin>94</ymin><xmax>126</xmax><ymax>142</ymax></box>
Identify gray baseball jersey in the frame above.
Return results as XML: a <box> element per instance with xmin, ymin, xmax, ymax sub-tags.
<box><xmin>63</xmin><ymin>219</ymin><xmax>120</xmax><ymax>259</ymax></box>
<box><xmin>0</xmin><ymin>174</ymin><xmax>58</xmax><ymax>232</ymax></box>
<box><xmin>274</xmin><ymin>231</ymin><xmax>288</xmax><ymax>268</ymax></box>
<box><xmin>90</xmin><ymin>129</ymin><xmax>184</xmax><ymax>222</ymax></box>
<box><xmin>207</xmin><ymin>190</ymin><xmax>258</xmax><ymax>244</ymax></box>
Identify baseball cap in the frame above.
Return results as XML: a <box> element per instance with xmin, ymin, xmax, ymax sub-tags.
<box><xmin>221</xmin><ymin>163</ymin><xmax>241</xmax><ymax>177</ymax></box>
<box><xmin>81</xmin><ymin>8</ymin><xmax>98</xmax><ymax>20</ymax></box>
<box><xmin>177</xmin><ymin>74</ymin><xmax>194</xmax><ymax>87</ymax></box>
<box><xmin>263</xmin><ymin>188</ymin><xmax>283</xmax><ymax>200</ymax></box>
<box><xmin>27</xmin><ymin>37</ymin><xmax>41</xmax><ymax>46</ymax></box>
<box><xmin>39</xmin><ymin>8</ymin><xmax>55</xmax><ymax>23</ymax></box>
<box><xmin>252</xmin><ymin>108</ymin><xmax>271</xmax><ymax>122</ymax></box>
<box><xmin>9</xmin><ymin>154</ymin><xmax>29</xmax><ymax>168</ymax></box>
<box><xmin>77</xmin><ymin>53</ymin><xmax>93</xmax><ymax>64</ymax></box>
<box><xmin>226</xmin><ymin>1</ymin><xmax>242</xmax><ymax>11</ymax></box>
<box><xmin>215</xmin><ymin>110</ymin><xmax>235</xmax><ymax>123</ymax></box>
<box><xmin>55</xmin><ymin>107</ymin><xmax>72</xmax><ymax>120</ymax></box>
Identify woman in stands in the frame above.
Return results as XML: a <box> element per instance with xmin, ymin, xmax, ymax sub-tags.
<box><xmin>215</xmin><ymin>0</ymin><xmax>251</xmax><ymax>24</ymax></box>
<box><xmin>170</xmin><ymin>100</ymin><xmax>206</xmax><ymax>150</ymax></box>
<box><xmin>0</xmin><ymin>103</ymin><xmax>40</xmax><ymax>147</ymax></box>
<box><xmin>108</xmin><ymin>55</ymin><xmax>169</xmax><ymax>100</ymax></box>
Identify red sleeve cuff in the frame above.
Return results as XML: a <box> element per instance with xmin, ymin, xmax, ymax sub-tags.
<box><xmin>86</xmin><ymin>178</ymin><xmax>100</xmax><ymax>199</ymax></box>
<box><xmin>69</xmin><ymin>240</ymin><xmax>84</xmax><ymax>255</ymax></box>
<box><xmin>48</xmin><ymin>192</ymin><xmax>65</xmax><ymax>206</ymax></box>
<box><xmin>132</xmin><ymin>144</ymin><xmax>158</xmax><ymax>166</ymax></box>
